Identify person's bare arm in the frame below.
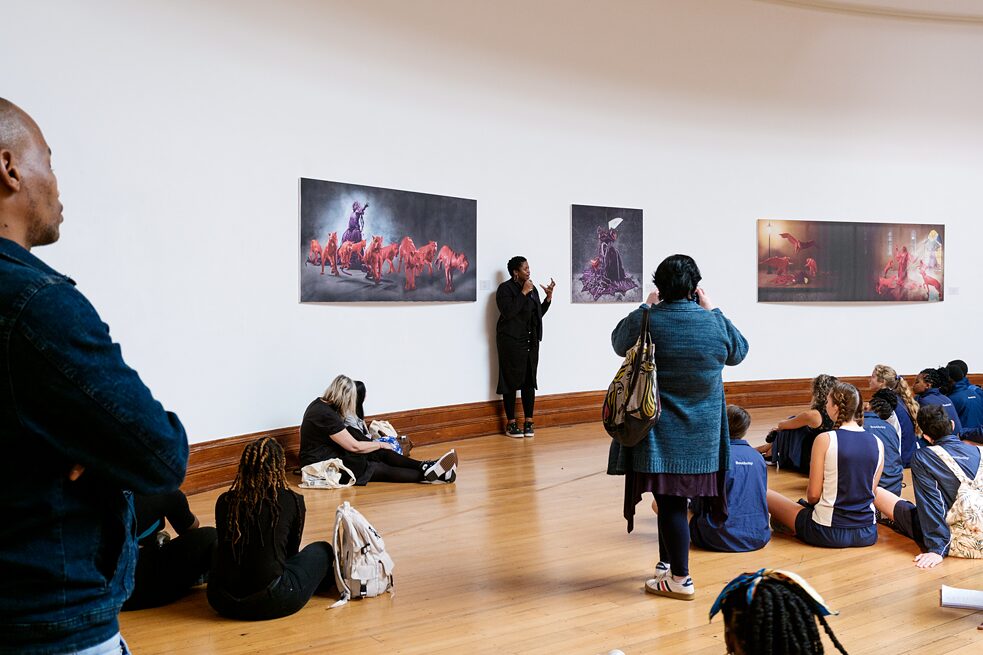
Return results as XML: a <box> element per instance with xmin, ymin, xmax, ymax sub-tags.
<box><xmin>806</xmin><ymin>432</ymin><xmax>831</xmax><ymax>504</ymax></box>
<box><xmin>776</xmin><ymin>409</ymin><xmax>823</xmax><ymax>431</ymax></box>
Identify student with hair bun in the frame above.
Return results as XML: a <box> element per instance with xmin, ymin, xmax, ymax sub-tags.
<box><xmin>767</xmin><ymin>382</ymin><xmax>883</xmax><ymax>548</ymax></box>
<box><xmin>758</xmin><ymin>374</ymin><xmax>837</xmax><ymax>472</ymax></box>
<box><xmin>869</xmin><ymin>364</ymin><xmax>920</xmax><ymax>467</ymax></box>
<box><xmin>912</xmin><ymin>367</ymin><xmax>962</xmax><ymax>434</ymax></box>
<box><xmin>863</xmin><ymin>396</ymin><xmax>903</xmax><ymax>495</ymax></box>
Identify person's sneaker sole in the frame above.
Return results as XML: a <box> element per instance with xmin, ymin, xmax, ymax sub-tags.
<box><xmin>644</xmin><ymin>578</ymin><xmax>695</xmax><ymax>601</ymax></box>
<box><xmin>423</xmin><ymin>450</ymin><xmax>458</xmax><ymax>483</ymax></box>
<box><xmin>523</xmin><ymin>426</ymin><xmax>535</xmax><ymax>437</ymax></box>
<box><xmin>505</xmin><ymin>428</ymin><xmax>524</xmax><ymax>438</ymax></box>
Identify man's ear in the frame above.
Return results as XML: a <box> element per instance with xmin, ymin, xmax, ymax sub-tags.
<box><xmin>0</xmin><ymin>149</ymin><xmax>22</xmax><ymax>193</ymax></box>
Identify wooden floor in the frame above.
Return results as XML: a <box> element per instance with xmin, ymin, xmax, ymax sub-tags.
<box><xmin>120</xmin><ymin>407</ymin><xmax>983</xmax><ymax>654</ymax></box>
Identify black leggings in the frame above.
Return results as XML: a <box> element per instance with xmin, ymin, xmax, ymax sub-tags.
<box><xmin>503</xmin><ymin>387</ymin><xmax>536</xmax><ymax>421</ymax></box>
<box><xmin>122</xmin><ymin>527</ymin><xmax>217</xmax><ymax>610</ymax></box>
<box><xmin>366</xmin><ymin>448</ymin><xmax>425</xmax><ymax>483</ymax></box>
<box><xmin>207</xmin><ymin>541</ymin><xmax>336</xmax><ymax>621</ymax></box>
<box><xmin>655</xmin><ymin>495</ymin><xmax>690</xmax><ymax>577</ymax></box>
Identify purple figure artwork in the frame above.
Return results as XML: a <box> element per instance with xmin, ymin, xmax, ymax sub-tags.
<box><xmin>579</xmin><ymin>218</ymin><xmax>639</xmax><ymax>301</ymax></box>
<box><xmin>341</xmin><ymin>201</ymin><xmax>368</xmax><ymax>267</ymax></box>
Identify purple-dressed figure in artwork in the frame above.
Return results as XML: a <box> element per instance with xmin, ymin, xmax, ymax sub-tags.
<box><xmin>580</xmin><ymin>219</ymin><xmax>638</xmax><ymax>301</ymax></box>
<box><xmin>341</xmin><ymin>201</ymin><xmax>368</xmax><ymax>267</ymax></box>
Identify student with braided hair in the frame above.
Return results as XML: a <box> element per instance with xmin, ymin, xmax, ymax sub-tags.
<box><xmin>869</xmin><ymin>364</ymin><xmax>920</xmax><ymax>467</ymax></box>
<box><xmin>767</xmin><ymin>382</ymin><xmax>883</xmax><ymax>548</ymax></box>
<box><xmin>711</xmin><ymin>569</ymin><xmax>849</xmax><ymax>654</ymax></box>
<box><xmin>208</xmin><ymin>437</ymin><xmax>336</xmax><ymax>620</ymax></box>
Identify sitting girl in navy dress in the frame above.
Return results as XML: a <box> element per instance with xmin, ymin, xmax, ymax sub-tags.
<box><xmin>690</xmin><ymin>405</ymin><xmax>770</xmax><ymax>552</ymax></box>
<box><xmin>767</xmin><ymin>381</ymin><xmax>884</xmax><ymax>549</ymax></box>
<box><xmin>757</xmin><ymin>374</ymin><xmax>836</xmax><ymax>472</ymax></box>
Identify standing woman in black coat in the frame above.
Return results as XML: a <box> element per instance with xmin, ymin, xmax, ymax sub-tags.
<box><xmin>496</xmin><ymin>256</ymin><xmax>555</xmax><ymax>438</ymax></box>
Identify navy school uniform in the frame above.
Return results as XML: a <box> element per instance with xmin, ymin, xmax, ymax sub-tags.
<box><xmin>690</xmin><ymin>439</ymin><xmax>770</xmax><ymax>552</ymax></box>
<box><xmin>795</xmin><ymin>427</ymin><xmax>883</xmax><ymax>548</ymax></box>
<box><xmin>893</xmin><ymin>406</ymin><xmax>919</xmax><ymax>468</ymax></box>
<box><xmin>863</xmin><ymin>412</ymin><xmax>903</xmax><ymax>495</ymax></box>
<box><xmin>948</xmin><ymin>378</ymin><xmax>983</xmax><ymax>431</ymax></box>
<box><xmin>916</xmin><ymin>388</ymin><xmax>963</xmax><ymax>434</ymax></box>
<box><xmin>889</xmin><ymin>435</ymin><xmax>983</xmax><ymax>556</ymax></box>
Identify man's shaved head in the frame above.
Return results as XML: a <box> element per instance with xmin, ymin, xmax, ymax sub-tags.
<box><xmin>0</xmin><ymin>98</ymin><xmax>37</xmax><ymax>153</ymax></box>
<box><xmin>0</xmin><ymin>99</ymin><xmax>63</xmax><ymax>249</ymax></box>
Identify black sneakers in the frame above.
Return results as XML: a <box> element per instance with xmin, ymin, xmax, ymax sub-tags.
<box><xmin>421</xmin><ymin>449</ymin><xmax>458</xmax><ymax>484</ymax></box>
<box><xmin>505</xmin><ymin>421</ymin><xmax>524</xmax><ymax>438</ymax></box>
<box><xmin>523</xmin><ymin>421</ymin><xmax>534</xmax><ymax>437</ymax></box>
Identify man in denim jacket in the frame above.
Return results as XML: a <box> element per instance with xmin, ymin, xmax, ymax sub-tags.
<box><xmin>0</xmin><ymin>99</ymin><xmax>189</xmax><ymax>654</ymax></box>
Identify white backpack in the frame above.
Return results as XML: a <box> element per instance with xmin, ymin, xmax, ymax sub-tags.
<box><xmin>330</xmin><ymin>501</ymin><xmax>395</xmax><ymax>607</ymax></box>
<box><xmin>928</xmin><ymin>445</ymin><xmax>983</xmax><ymax>559</ymax></box>
<box><xmin>299</xmin><ymin>458</ymin><xmax>356</xmax><ymax>489</ymax></box>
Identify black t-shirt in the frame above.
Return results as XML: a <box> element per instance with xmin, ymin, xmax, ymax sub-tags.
<box><xmin>299</xmin><ymin>399</ymin><xmax>371</xmax><ymax>480</ymax></box>
<box><xmin>133</xmin><ymin>491</ymin><xmax>196</xmax><ymax>547</ymax></box>
<box><xmin>211</xmin><ymin>488</ymin><xmax>305</xmax><ymax>597</ymax></box>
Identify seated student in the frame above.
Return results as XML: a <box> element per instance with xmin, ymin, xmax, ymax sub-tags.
<box><xmin>767</xmin><ymin>381</ymin><xmax>884</xmax><ymax>548</ymax></box>
<box><xmin>122</xmin><ymin>490</ymin><xmax>217</xmax><ymax>610</ymax></box>
<box><xmin>208</xmin><ymin>437</ymin><xmax>336</xmax><ymax>620</ymax></box>
<box><xmin>946</xmin><ymin>360</ymin><xmax>983</xmax><ymax>431</ymax></box>
<box><xmin>711</xmin><ymin>569</ymin><xmax>849</xmax><ymax>655</ymax></box>
<box><xmin>300</xmin><ymin>374</ymin><xmax>457</xmax><ymax>485</ymax></box>
<box><xmin>874</xmin><ymin>404</ymin><xmax>983</xmax><ymax>567</ymax></box>
<box><xmin>689</xmin><ymin>405</ymin><xmax>770</xmax><ymax>552</ymax></box>
<box><xmin>869</xmin><ymin>364</ymin><xmax>920</xmax><ymax>467</ymax></box>
<box><xmin>863</xmin><ymin>396</ymin><xmax>904</xmax><ymax>496</ymax></box>
<box><xmin>913</xmin><ymin>367</ymin><xmax>963</xmax><ymax>434</ymax></box>
<box><xmin>757</xmin><ymin>374</ymin><xmax>836</xmax><ymax>472</ymax></box>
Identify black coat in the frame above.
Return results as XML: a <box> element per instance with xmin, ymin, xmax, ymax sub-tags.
<box><xmin>495</xmin><ymin>279</ymin><xmax>550</xmax><ymax>393</ymax></box>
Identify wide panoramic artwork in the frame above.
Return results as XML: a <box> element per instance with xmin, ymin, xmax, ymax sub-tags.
<box><xmin>757</xmin><ymin>219</ymin><xmax>944</xmax><ymax>302</ymax></box>
<box><xmin>571</xmin><ymin>204</ymin><xmax>643</xmax><ymax>304</ymax></box>
<box><xmin>300</xmin><ymin>179</ymin><xmax>476</xmax><ymax>302</ymax></box>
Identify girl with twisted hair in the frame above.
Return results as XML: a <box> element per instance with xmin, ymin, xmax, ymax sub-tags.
<box><xmin>712</xmin><ymin>569</ymin><xmax>849</xmax><ymax>654</ymax></box>
<box><xmin>869</xmin><ymin>364</ymin><xmax>920</xmax><ymax>466</ymax></box>
<box><xmin>757</xmin><ymin>373</ymin><xmax>837</xmax><ymax>472</ymax></box>
<box><xmin>767</xmin><ymin>382</ymin><xmax>884</xmax><ymax>548</ymax></box>
<box><xmin>207</xmin><ymin>437</ymin><xmax>336</xmax><ymax>620</ymax></box>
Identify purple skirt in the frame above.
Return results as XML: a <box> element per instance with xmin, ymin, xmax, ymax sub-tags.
<box><xmin>624</xmin><ymin>470</ymin><xmax>727</xmax><ymax>532</ymax></box>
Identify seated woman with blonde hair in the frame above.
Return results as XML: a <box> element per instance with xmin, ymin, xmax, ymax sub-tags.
<box><xmin>767</xmin><ymin>381</ymin><xmax>884</xmax><ymax>548</ymax></box>
<box><xmin>300</xmin><ymin>375</ymin><xmax>457</xmax><ymax>485</ymax></box>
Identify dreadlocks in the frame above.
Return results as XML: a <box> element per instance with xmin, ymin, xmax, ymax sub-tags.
<box><xmin>224</xmin><ymin>436</ymin><xmax>291</xmax><ymax>560</ymax></box>
<box><xmin>722</xmin><ymin>577</ymin><xmax>849</xmax><ymax>654</ymax></box>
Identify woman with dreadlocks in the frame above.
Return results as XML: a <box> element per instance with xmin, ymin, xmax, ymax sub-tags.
<box><xmin>711</xmin><ymin>569</ymin><xmax>849</xmax><ymax>654</ymax></box>
<box><xmin>207</xmin><ymin>437</ymin><xmax>336</xmax><ymax>620</ymax></box>
<box><xmin>766</xmin><ymin>381</ymin><xmax>883</xmax><ymax>548</ymax></box>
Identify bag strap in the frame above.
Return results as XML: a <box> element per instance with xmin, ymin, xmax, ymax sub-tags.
<box><xmin>330</xmin><ymin>503</ymin><xmax>353</xmax><ymax>608</ymax></box>
<box><xmin>626</xmin><ymin>308</ymin><xmax>651</xmax><ymax>392</ymax></box>
<box><xmin>927</xmin><ymin>445</ymin><xmax>972</xmax><ymax>485</ymax></box>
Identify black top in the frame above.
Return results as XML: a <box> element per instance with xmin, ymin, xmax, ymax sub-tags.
<box><xmin>134</xmin><ymin>491</ymin><xmax>196</xmax><ymax>547</ymax></box>
<box><xmin>211</xmin><ymin>488</ymin><xmax>305</xmax><ymax>597</ymax></box>
<box><xmin>299</xmin><ymin>398</ymin><xmax>370</xmax><ymax>479</ymax></box>
<box><xmin>495</xmin><ymin>279</ymin><xmax>550</xmax><ymax>342</ymax></box>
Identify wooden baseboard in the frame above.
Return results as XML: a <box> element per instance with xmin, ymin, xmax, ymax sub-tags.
<box><xmin>181</xmin><ymin>372</ymin><xmax>982</xmax><ymax>495</ymax></box>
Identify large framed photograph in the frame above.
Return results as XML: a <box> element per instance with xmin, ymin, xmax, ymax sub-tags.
<box><xmin>571</xmin><ymin>204</ymin><xmax>643</xmax><ymax>304</ymax></box>
<box><xmin>757</xmin><ymin>219</ymin><xmax>944</xmax><ymax>302</ymax></box>
<box><xmin>300</xmin><ymin>178</ymin><xmax>476</xmax><ymax>302</ymax></box>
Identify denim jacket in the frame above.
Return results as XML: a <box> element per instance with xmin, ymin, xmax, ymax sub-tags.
<box><xmin>0</xmin><ymin>238</ymin><xmax>189</xmax><ymax>654</ymax></box>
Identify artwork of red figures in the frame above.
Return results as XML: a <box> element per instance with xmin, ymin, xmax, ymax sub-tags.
<box><xmin>300</xmin><ymin>179</ymin><xmax>476</xmax><ymax>302</ymax></box>
<box><xmin>571</xmin><ymin>204</ymin><xmax>643</xmax><ymax>304</ymax></box>
<box><xmin>757</xmin><ymin>219</ymin><xmax>944</xmax><ymax>302</ymax></box>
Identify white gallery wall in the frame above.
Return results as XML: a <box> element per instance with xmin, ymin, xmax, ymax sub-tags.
<box><xmin>6</xmin><ymin>0</ymin><xmax>982</xmax><ymax>443</ymax></box>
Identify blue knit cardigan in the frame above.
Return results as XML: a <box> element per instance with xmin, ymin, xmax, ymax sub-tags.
<box><xmin>607</xmin><ymin>300</ymin><xmax>749</xmax><ymax>476</ymax></box>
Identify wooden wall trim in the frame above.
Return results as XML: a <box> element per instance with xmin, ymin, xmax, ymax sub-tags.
<box><xmin>182</xmin><ymin>373</ymin><xmax>982</xmax><ymax>495</ymax></box>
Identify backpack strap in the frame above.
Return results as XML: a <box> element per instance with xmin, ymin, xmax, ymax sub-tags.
<box><xmin>973</xmin><ymin>446</ymin><xmax>983</xmax><ymax>485</ymax></box>
<box><xmin>330</xmin><ymin>502</ymin><xmax>352</xmax><ymax>608</ymax></box>
<box><xmin>927</xmin><ymin>445</ymin><xmax>972</xmax><ymax>485</ymax></box>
